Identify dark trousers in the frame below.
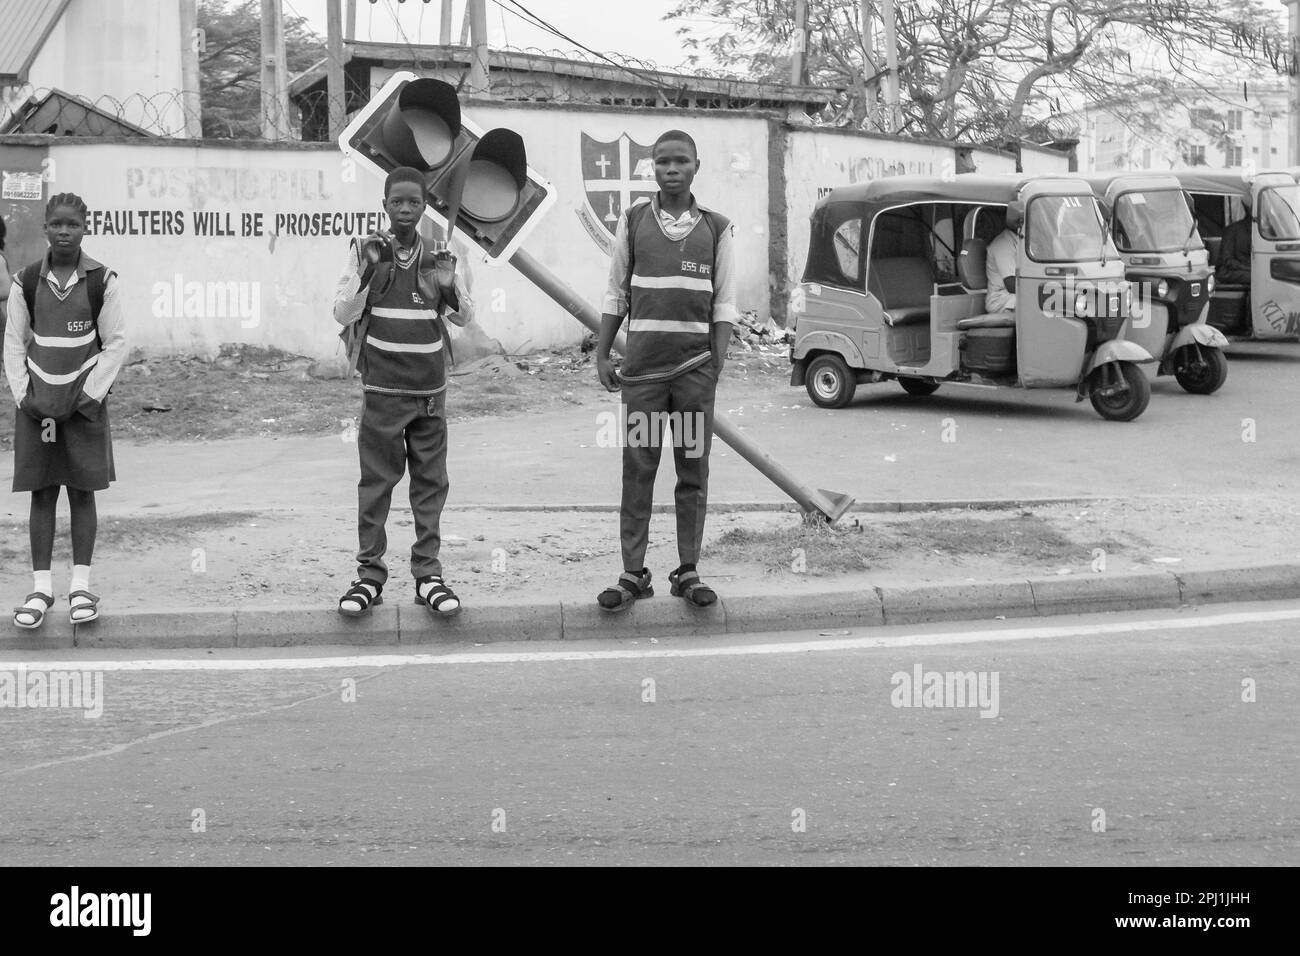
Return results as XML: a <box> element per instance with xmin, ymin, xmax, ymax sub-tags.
<box><xmin>619</xmin><ymin>363</ymin><xmax>718</xmax><ymax>572</ymax></box>
<box><xmin>356</xmin><ymin>390</ymin><xmax>448</xmax><ymax>585</ymax></box>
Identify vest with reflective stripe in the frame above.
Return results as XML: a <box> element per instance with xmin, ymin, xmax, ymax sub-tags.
<box><xmin>25</xmin><ymin>266</ymin><xmax>103</xmax><ymax>422</ymax></box>
<box><xmin>622</xmin><ymin>204</ymin><xmax>726</xmax><ymax>384</ymax></box>
<box><xmin>361</xmin><ymin>245</ymin><xmax>445</xmax><ymax>396</ymax></box>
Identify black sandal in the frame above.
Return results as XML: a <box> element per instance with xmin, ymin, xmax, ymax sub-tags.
<box><xmin>13</xmin><ymin>592</ymin><xmax>54</xmax><ymax>630</ymax></box>
<box><xmin>68</xmin><ymin>589</ymin><xmax>100</xmax><ymax>624</ymax></box>
<box><xmin>598</xmin><ymin>570</ymin><xmax>654</xmax><ymax>613</ymax></box>
<box><xmin>338</xmin><ymin>580</ymin><xmax>382</xmax><ymax>617</ymax></box>
<box><xmin>415</xmin><ymin>576</ymin><xmax>461</xmax><ymax>617</ymax></box>
<box><xmin>670</xmin><ymin>568</ymin><xmax>717</xmax><ymax>607</ymax></box>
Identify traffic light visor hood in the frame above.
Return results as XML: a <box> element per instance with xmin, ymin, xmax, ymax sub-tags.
<box><xmin>381</xmin><ymin>78</ymin><xmax>462</xmax><ymax>171</ymax></box>
<box><xmin>461</xmin><ymin>128</ymin><xmax>528</xmax><ymax>222</ymax></box>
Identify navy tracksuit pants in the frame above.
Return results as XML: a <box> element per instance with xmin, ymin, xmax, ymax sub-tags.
<box><xmin>619</xmin><ymin>363</ymin><xmax>719</xmax><ymax>572</ymax></box>
<box><xmin>356</xmin><ymin>390</ymin><xmax>448</xmax><ymax>585</ymax></box>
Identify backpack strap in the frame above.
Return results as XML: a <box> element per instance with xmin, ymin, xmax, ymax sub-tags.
<box><xmin>86</xmin><ymin>267</ymin><xmax>107</xmax><ymax>320</ymax></box>
<box><xmin>20</xmin><ymin>263</ymin><xmax>37</xmax><ymax>319</ymax></box>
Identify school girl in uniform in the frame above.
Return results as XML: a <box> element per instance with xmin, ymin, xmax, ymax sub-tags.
<box><xmin>4</xmin><ymin>193</ymin><xmax>127</xmax><ymax>629</ymax></box>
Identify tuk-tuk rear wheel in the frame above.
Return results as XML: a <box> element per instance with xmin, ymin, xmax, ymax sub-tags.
<box><xmin>1173</xmin><ymin>346</ymin><xmax>1227</xmax><ymax>395</ymax></box>
<box><xmin>805</xmin><ymin>353</ymin><xmax>857</xmax><ymax>409</ymax></box>
<box><xmin>1089</xmin><ymin>361</ymin><xmax>1150</xmax><ymax>422</ymax></box>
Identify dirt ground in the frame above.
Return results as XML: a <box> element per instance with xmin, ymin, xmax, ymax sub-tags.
<box><xmin>1</xmin><ymin>342</ymin><xmax>1296</xmax><ymax>614</ymax></box>
<box><xmin>0</xmin><ymin>340</ymin><xmax>795</xmax><ymax>449</ymax></box>
<box><xmin>1</xmin><ymin>495</ymin><xmax>1295</xmax><ymax>613</ymax></box>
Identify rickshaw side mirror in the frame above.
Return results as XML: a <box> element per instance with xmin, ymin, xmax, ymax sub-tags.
<box><xmin>1004</xmin><ymin>276</ymin><xmax>1017</xmax><ymax>293</ymax></box>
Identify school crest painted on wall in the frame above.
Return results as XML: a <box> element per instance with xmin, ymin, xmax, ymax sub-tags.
<box><xmin>576</xmin><ymin>133</ymin><xmax>659</xmax><ymax>255</ymax></box>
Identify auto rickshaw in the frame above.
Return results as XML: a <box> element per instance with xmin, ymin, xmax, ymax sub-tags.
<box><xmin>1174</xmin><ymin>169</ymin><xmax>1300</xmax><ymax>341</ymax></box>
<box><xmin>1082</xmin><ymin>173</ymin><xmax>1229</xmax><ymax>393</ymax></box>
<box><xmin>790</xmin><ymin>174</ymin><xmax>1156</xmax><ymax>421</ymax></box>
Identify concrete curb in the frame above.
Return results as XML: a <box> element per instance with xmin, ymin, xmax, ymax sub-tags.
<box><xmin>1</xmin><ymin>563</ymin><xmax>1296</xmax><ymax>651</ymax></box>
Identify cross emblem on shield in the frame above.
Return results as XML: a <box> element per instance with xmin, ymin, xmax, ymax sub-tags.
<box><xmin>577</xmin><ymin>132</ymin><xmax>659</xmax><ymax>253</ymax></box>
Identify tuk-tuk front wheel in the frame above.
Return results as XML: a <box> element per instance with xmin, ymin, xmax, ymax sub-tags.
<box><xmin>899</xmin><ymin>377</ymin><xmax>940</xmax><ymax>396</ymax></box>
<box><xmin>1089</xmin><ymin>361</ymin><xmax>1150</xmax><ymax>422</ymax></box>
<box><xmin>805</xmin><ymin>354</ymin><xmax>857</xmax><ymax>408</ymax></box>
<box><xmin>1173</xmin><ymin>345</ymin><xmax>1228</xmax><ymax>395</ymax></box>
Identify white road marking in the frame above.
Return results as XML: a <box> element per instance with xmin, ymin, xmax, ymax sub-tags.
<box><xmin>2</xmin><ymin>607</ymin><xmax>1298</xmax><ymax>672</ymax></box>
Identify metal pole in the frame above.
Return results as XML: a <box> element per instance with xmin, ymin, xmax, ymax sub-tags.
<box><xmin>861</xmin><ymin>0</ymin><xmax>877</xmax><ymax>127</ymax></box>
<box><xmin>345</xmin><ymin>0</ymin><xmax>356</xmax><ymax>40</ymax></box>
<box><xmin>260</xmin><ymin>0</ymin><xmax>290</xmax><ymax>139</ymax></box>
<box><xmin>507</xmin><ymin>248</ymin><xmax>856</xmax><ymax>523</ymax></box>
<box><xmin>881</xmin><ymin>0</ymin><xmax>900</xmax><ymax>133</ymax></box>
<box><xmin>1287</xmin><ymin>0</ymin><xmax>1300</xmax><ymax>166</ymax></box>
<box><xmin>178</xmin><ymin>0</ymin><xmax>202</xmax><ymax>138</ymax></box>
<box><xmin>791</xmin><ymin>0</ymin><xmax>808</xmax><ymax>86</ymax></box>
<box><xmin>440</xmin><ymin>0</ymin><xmax>453</xmax><ymax>44</ymax></box>
<box><xmin>326</xmin><ymin>0</ymin><xmax>347</xmax><ymax>141</ymax></box>
<box><xmin>469</xmin><ymin>0</ymin><xmax>490</xmax><ymax>94</ymax></box>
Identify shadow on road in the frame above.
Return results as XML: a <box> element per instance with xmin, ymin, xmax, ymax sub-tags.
<box><xmin>840</xmin><ymin>390</ymin><xmax>1098</xmax><ymax>421</ymax></box>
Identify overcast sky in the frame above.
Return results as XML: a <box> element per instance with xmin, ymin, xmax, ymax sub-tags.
<box><xmin>293</xmin><ymin>0</ymin><xmax>722</xmax><ymax>73</ymax></box>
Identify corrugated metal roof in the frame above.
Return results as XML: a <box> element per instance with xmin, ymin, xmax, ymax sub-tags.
<box><xmin>0</xmin><ymin>0</ymin><xmax>73</xmax><ymax>82</ymax></box>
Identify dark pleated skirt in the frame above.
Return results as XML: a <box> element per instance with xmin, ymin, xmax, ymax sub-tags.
<box><xmin>12</xmin><ymin>401</ymin><xmax>116</xmax><ymax>492</ymax></box>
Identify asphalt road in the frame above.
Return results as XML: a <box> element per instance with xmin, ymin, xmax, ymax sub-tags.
<box><xmin>1</xmin><ymin>601</ymin><xmax>1295</xmax><ymax>866</ymax></box>
<box><xmin>6</xmin><ymin>341</ymin><xmax>1295</xmax><ymax>519</ymax></box>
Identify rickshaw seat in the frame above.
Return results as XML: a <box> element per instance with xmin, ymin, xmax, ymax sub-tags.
<box><xmin>869</xmin><ymin>257</ymin><xmax>936</xmax><ymax>326</ymax></box>
<box><xmin>957</xmin><ymin>313</ymin><xmax>1016</xmax><ymax>330</ymax></box>
<box><xmin>958</xmin><ymin>238</ymin><xmax>988</xmax><ymax>290</ymax></box>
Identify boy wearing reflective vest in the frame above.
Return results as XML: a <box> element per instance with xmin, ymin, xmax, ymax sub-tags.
<box><xmin>333</xmin><ymin>166</ymin><xmax>473</xmax><ymax>618</ymax></box>
<box><xmin>595</xmin><ymin>130</ymin><xmax>738</xmax><ymax>612</ymax></box>
<box><xmin>5</xmin><ymin>192</ymin><xmax>128</xmax><ymax>629</ymax></box>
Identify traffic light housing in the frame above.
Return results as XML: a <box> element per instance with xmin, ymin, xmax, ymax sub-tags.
<box><xmin>339</xmin><ymin>70</ymin><xmax>556</xmax><ymax>263</ymax></box>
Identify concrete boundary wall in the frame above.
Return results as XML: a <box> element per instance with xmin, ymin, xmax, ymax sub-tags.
<box><xmin>1</xmin><ymin>107</ymin><xmax>1067</xmax><ymax>359</ymax></box>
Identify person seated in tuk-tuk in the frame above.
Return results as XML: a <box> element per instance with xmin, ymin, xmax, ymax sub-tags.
<box><xmin>1216</xmin><ymin>200</ymin><xmax>1252</xmax><ymax>288</ymax></box>
<box><xmin>984</xmin><ymin>221</ymin><xmax>1017</xmax><ymax>312</ymax></box>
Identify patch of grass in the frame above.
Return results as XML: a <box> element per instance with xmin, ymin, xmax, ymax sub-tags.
<box><xmin>707</xmin><ymin>513</ymin><xmax>1123</xmax><ymax>574</ymax></box>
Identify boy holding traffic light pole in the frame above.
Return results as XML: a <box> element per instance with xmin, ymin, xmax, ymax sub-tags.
<box><xmin>334</xmin><ymin>166</ymin><xmax>473</xmax><ymax>618</ymax></box>
<box><xmin>595</xmin><ymin>130</ymin><xmax>738</xmax><ymax>612</ymax></box>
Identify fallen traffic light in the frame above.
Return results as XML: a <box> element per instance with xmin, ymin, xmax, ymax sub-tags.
<box><xmin>339</xmin><ymin>71</ymin><xmax>556</xmax><ymax>263</ymax></box>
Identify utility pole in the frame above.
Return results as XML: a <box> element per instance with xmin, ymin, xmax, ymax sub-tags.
<box><xmin>861</xmin><ymin>0</ymin><xmax>878</xmax><ymax>127</ymax></box>
<box><xmin>179</xmin><ymin>0</ymin><xmax>202</xmax><ymax>138</ymax></box>
<box><xmin>1286</xmin><ymin>0</ymin><xmax>1300</xmax><ymax>165</ymax></box>
<box><xmin>880</xmin><ymin>0</ymin><xmax>901</xmax><ymax>133</ymax></box>
<box><xmin>792</xmin><ymin>0</ymin><xmax>808</xmax><ymax>85</ymax></box>
<box><xmin>469</xmin><ymin>0</ymin><xmax>490</xmax><ymax>93</ymax></box>
<box><xmin>326</xmin><ymin>0</ymin><xmax>346</xmax><ymax>140</ymax></box>
<box><xmin>441</xmin><ymin>0</ymin><xmax>453</xmax><ymax>44</ymax></box>
<box><xmin>260</xmin><ymin>0</ymin><xmax>291</xmax><ymax>139</ymax></box>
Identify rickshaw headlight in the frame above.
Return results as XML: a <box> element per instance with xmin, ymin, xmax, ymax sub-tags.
<box><xmin>1207</xmin><ymin>275</ymin><xmax>1216</xmax><ymax>293</ymax></box>
<box><xmin>1155</xmin><ymin>279</ymin><xmax>1170</xmax><ymax>299</ymax></box>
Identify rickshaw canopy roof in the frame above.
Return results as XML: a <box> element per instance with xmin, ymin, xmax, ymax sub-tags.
<box><xmin>815</xmin><ymin>174</ymin><xmax>1044</xmax><ymax>216</ymax></box>
<box><xmin>1171</xmin><ymin>170</ymin><xmax>1253</xmax><ymax>196</ymax></box>
<box><xmin>1078</xmin><ymin>172</ymin><xmax>1183</xmax><ymax>198</ymax></box>
<box><xmin>1171</xmin><ymin>169</ymin><xmax>1298</xmax><ymax>197</ymax></box>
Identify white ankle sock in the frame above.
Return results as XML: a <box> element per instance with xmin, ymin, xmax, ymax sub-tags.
<box><xmin>71</xmin><ymin>565</ymin><xmax>91</xmax><ymax>594</ymax></box>
<box><xmin>34</xmin><ymin>570</ymin><xmax>53</xmax><ymax>596</ymax></box>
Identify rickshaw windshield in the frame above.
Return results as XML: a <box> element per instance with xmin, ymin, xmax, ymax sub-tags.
<box><xmin>1113</xmin><ymin>189</ymin><xmax>1202</xmax><ymax>252</ymax></box>
<box><xmin>1026</xmin><ymin>194</ymin><xmax>1117</xmax><ymax>262</ymax></box>
<box><xmin>1257</xmin><ymin>185</ymin><xmax>1300</xmax><ymax>241</ymax></box>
